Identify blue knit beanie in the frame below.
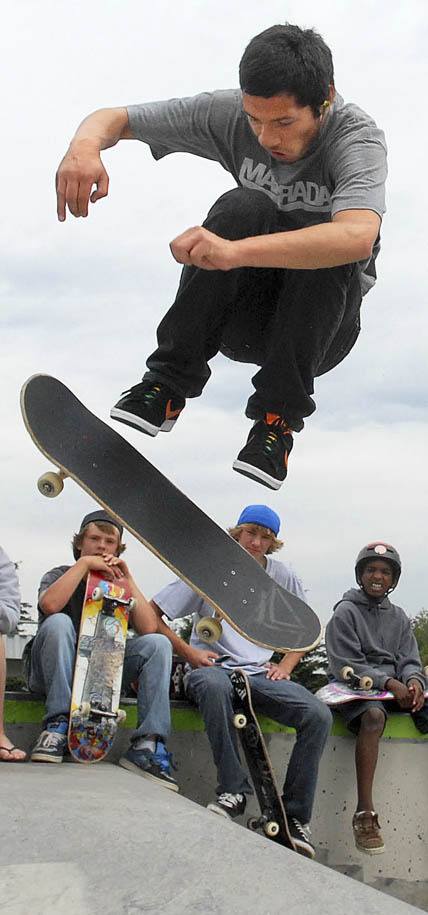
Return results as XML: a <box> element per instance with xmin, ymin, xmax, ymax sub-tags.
<box><xmin>236</xmin><ymin>505</ymin><xmax>280</xmax><ymax>536</ymax></box>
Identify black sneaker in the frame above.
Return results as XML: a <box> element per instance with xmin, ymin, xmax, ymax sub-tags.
<box><xmin>233</xmin><ymin>415</ymin><xmax>293</xmax><ymax>490</ymax></box>
<box><xmin>207</xmin><ymin>792</ymin><xmax>247</xmax><ymax>820</ymax></box>
<box><xmin>110</xmin><ymin>381</ymin><xmax>185</xmax><ymax>437</ymax></box>
<box><xmin>288</xmin><ymin>818</ymin><xmax>315</xmax><ymax>859</ymax></box>
<box><xmin>119</xmin><ymin>742</ymin><xmax>179</xmax><ymax>792</ymax></box>
<box><xmin>31</xmin><ymin>718</ymin><xmax>68</xmax><ymax>763</ymax></box>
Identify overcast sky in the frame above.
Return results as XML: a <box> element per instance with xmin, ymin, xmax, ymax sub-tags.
<box><xmin>1</xmin><ymin>0</ymin><xmax>427</xmax><ymax>626</ymax></box>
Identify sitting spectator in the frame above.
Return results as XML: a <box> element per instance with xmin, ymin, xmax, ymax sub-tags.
<box><xmin>0</xmin><ymin>546</ymin><xmax>26</xmax><ymax>761</ymax></box>
<box><xmin>325</xmin><ymin>541</ymin><xmax>428</xmax><ymax>855</ymax></box>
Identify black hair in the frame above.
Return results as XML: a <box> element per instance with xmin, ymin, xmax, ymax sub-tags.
<box><xmin>239</xmin><ymin>24</ymin><xmax>334</xmax><ymax>116</ymax></box>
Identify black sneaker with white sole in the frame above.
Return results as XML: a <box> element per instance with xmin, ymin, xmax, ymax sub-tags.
<box><xmin>31</xmin><ymin>718</ymin><xmax>68</xmax><ymax>763</ymax></box>
<box><xmin>233</xmin><ymin>415</ymin><xmax>293</xmax><ymax>490</ymax></box>
<box><xmin>288</xmin><ymin>818</ymin><xmax>315</xmax><ymax>858</ymax></box>
<box><xmin>110</xmin><ymin>381</ymin><xmax>185</xmax><ymax>437</ymax></box>
<box><xmin>207</xmin><ymin>792</ymin><xmax>246</xmax><ymax>820</ymax></box>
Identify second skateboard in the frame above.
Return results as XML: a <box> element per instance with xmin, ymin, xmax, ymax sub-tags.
<box><xmin>230</xmin><ymin>668</ymin><xmax>315</xmax><ymax>859</ymax></box>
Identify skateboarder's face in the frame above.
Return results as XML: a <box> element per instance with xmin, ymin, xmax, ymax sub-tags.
<box><xmin>79</xmin><ymin>522</ymin><xmax>121</xmax><ymax>558</ymax></box>
<box><xmin>360</xmin><ymin>560</ymin><xmax>394</xmax><ymax>599</ymax></box>
<box><xmin>242</xmin><ymin>92</ymin><xmax>327</xmax><ymax>163</ymax></box>
<box><xmin>237</xmin><ymin>524</ymin><xmax>274</xmax><ymax>564</ymax></box>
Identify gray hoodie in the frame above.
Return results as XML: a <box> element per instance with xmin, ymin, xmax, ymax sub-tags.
<box><xmin>0</xmin><ymin>547</ymin><xmax>21</xmax><ymax>635</ymax></box>
<box><xmin>325</xmin><ymin>587</ymin><xmax>425</xmax><ymax>691</ymax></box>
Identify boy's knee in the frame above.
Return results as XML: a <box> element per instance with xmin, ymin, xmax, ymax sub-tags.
<box><xmin>302</xmin><ymin>698</ymin><xmax>332</xmax><ymax>734</ymax></box>
<box><xmin>138</xmin><ymin>632</ymin><xmax>172</xmax><ymax>658</ymax></box>
<box><xmin>206</xmin><ymin>187</ymin><xmax>276</xmax><ymax>237</ymax></box>
<box><xmin>316</xmin><ymin>701</ymin><xmax>333</xmax><ymax>732</ymax></box>
<box><xmin>40</xmin><ymin>614</ymin><xmax>75</xmax><ymax>643</ymax></box>
<box><xmin>360</xmin><ymin>707</ymin><xmax>385</xmax><ymax>732</ymax></box>
<box><xmin>187</xmin><ymin>668</ymin><xmax>231</xmax><ymax>702</ymax></box>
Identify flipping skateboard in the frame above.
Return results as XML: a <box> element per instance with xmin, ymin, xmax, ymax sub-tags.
<box><xmin>20</xmin><ymin>374</ymin><xmax>321</xmax><ymax>653</ymax></box>
<box><xmin>68</xmin><ymin>571</ymin><xmax>134</xmax><ymax>762</ymax></box>
<box><xmin>316</xmin><ymin>666</ymin><xmax>428</xmax><ymax>706</ymax></box>
<box><xmin>230</xmin><ymin>669</ymin><xmax>302</xmax><ymax>855</ymax></box>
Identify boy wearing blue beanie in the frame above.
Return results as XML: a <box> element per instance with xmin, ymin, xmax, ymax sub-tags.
<box><xmin>151</xmin><ymin>504</ymin><xmax>331</xmax><ymax>858</ymax></box>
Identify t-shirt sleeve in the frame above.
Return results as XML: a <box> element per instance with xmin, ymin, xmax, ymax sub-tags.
<box><xmin>127</xmin><ymin>89</ymin><xmax>242</xmax><ymax>171</ymax></box>
<box><xmin>38</xmin><ymin>566</ymin><xmax>70</xmax><ymax>607</ymax></box>
<box><xmin>329</xmin><ymin>118</ymin><xmax>387</xmax><ymax>218</ymax></box>
<box><xmin>152</xmin><ymin>578</ymin><xmax>206</xmax><ymax>621</ymax></box>
<box><xmin>0</xmin><ymin>547</ymin><xmax>21</xmax><ymax>635</ymax></box>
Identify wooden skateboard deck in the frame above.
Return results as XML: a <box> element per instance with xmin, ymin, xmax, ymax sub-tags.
<box><xmin>20</xmin><ymin>374</ymin><xmax>321</xmax><ymax>653</ymax></box>
<box><xmin>230</xmin><ymin>668</ymin><xmax>299</xmax><ymax>854</ymax></box>
<box><xmin>68</xmin><ymin>571</ymin><xmax>133</xmax><ymax>763</ymax></box>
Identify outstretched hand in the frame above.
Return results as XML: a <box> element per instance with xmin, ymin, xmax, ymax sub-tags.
<box><xmin>187</xmin><ymin>647</ymin><xmax>220</xmax><ymax>668</ymax></box>
<box><xmin>56</xmin><ymin>142</ymin><xmax>109</xmax><ymax>221</ymax></box>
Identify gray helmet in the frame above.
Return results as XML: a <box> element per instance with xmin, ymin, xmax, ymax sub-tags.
<box><xmin>355</xmin><ymin>542</ymin><xmax>401</xmax><ymax>589</ymax></box>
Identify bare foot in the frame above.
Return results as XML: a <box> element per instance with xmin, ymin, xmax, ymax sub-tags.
<box><xmin>0</xmin><ymin>737</ymin><xmax>27</xmax><ymax>762</ymax></box>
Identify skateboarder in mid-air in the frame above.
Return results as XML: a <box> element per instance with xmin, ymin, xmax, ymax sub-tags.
<box><xmin>325</xmin><ymin>542</ymin><xmax>428</xmax><ymax>855</ymax></box>
<box><xmin>150</xmin><ymin>504</ymin><xmax>332</xmax><ymax>858</ymax></box>
<box><xmin>28</xmin><ymin>510</ymin><xmax>178</xmax><ymax>789</ymax></box>
<box><xmin>55</xmin><ymin>23</ymin><xmax>386</xmax><ymax>490</ymax></box>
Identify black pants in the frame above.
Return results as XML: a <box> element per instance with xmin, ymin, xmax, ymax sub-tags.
<box><xmin>145</xmin><ymin>187</ymin><xmax>362</xmax><ymax>431</ymax></box>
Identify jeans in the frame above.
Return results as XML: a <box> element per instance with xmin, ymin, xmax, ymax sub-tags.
<box><xmin>145</xmin><ymin>187</ymin><xmax>362</xmax><ymax>431</ymax></box>
<box><xmin>186</xmin><ymin>665</ymin><xmax>332</xmax><ymax>823</ymax></box>
<box><xmin>29</xmin><ymin>614</ymin><xmax>172</xmax><ymax>740</ymax></box>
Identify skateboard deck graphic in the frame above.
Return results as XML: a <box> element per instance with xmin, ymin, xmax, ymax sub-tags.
<box><xmin>20</xmin><ymin>375</ymin><xmax>321</xmax><ymax>653</ymax></box>
<box><xmin>68</xmin><ymin>571</ymin><xmax>133</xmax><ymax>762</ymax></box>
<box><xmin>230</xmin><ymin>669</ymin><xmax>299</xmax><ymax>854</ymax></box>
<box><xmin>316</xmin><ymin>681</ymin><xmax>428</xmax><ymax>706</ymax></box>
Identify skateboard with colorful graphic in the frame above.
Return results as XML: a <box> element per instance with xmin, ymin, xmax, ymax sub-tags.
<box><xmin>20</xmin><ymin>374</ymin><xmax>321</xmax><ymax>653</ymax></box>
<box><xmin>68</xmin><ymin>571</ymin><xmax>134</xmax><ymax>762</ymax></box>
<box><xmin>230</xmin><ymin>669</ymin><xmax>301</xmax><ymax>855</ymax></box>
<box><xmin>316</xmin><ymin>666</ymin><xmax>428</xmax><ymax>706</ymax></box>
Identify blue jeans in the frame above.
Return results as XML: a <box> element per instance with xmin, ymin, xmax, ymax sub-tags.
<box><xmin>29</xmin><ymin>614</ymin><xmax>172</xmax><ymax>740</ymax></box>
<box><xmin>186</xmin><ymin>665</ymin><xmax>332</xmax><ymax>823</ymax></box>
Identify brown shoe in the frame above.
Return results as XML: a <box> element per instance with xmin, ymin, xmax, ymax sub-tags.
<box><xmin>352</xmin><ymin>810</ymin><xmax>385</xmax><ymax>854</ymax></box>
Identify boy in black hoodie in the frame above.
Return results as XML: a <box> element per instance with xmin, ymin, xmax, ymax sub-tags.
<box><xmin>325</xmin><ymin>542</ymin><xmax>427</xmax><ymax>855</ymax></box>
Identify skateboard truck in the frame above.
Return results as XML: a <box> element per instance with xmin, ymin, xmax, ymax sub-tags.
<box><xmin>72</xmin><ymin>702</ymin><xmax>127</xmax><ymax>723</ymax></box>
<box><xmin>91</xmin><ymin>588</ymin><xmax>136</xmax><ymax>615</ymax></box>
<box><xmin>341</xmin><ymin>665</ymin><xmax>373</xmax><ymax>691</ymax></box>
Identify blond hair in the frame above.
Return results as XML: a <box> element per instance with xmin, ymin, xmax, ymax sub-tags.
<box><xmin>228</xmin><ymin>523</ymin><xmax>284</xmax><ymax>554</ymax></box>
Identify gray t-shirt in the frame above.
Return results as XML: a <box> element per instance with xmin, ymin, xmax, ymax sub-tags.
<box><xmin>38</xmin><ymin>565</ymin><xmax>86</xmax><ymax>634</ymax></box>
<box><xmin>128</xmin><ymin>89</ymin><xmax>387</xmax><ymax>295</ymax></box>
<box><xmin>153</xmin><ymin>555</ymin><xmax>306</xmax><ymax>675</ymax></box>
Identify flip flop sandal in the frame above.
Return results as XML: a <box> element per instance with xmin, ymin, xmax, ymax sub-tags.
<box><xmin>0</xmin><ymin>745</ymin><xmax>28</xmax><ymax>763</ymax></box>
